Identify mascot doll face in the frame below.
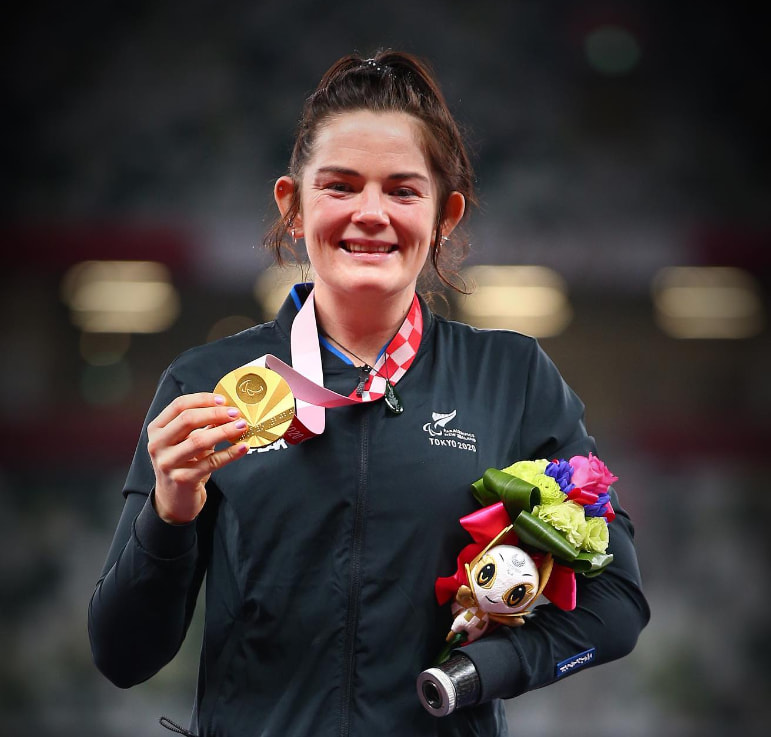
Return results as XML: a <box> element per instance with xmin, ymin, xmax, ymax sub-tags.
<box><xmin>468</xmin><ymin>544</ymin><xmax>540</xmax><ymax>615</ymax></box>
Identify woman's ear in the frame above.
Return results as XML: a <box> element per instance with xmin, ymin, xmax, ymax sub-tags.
<box><xmin>274</xmin><ymin>176</ymin><xmax>303</xmax><ymax>237</ymax></box>
<box><xmin>440</xmin><ymin>191</ymin><xmax>466</xmax><ymax>239</ymax></box>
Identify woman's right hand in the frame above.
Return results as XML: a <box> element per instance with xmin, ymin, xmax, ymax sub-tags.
<box><xmin>147</xmin><ymin>393</ymin><xmax>249</xmax><ymax>524</ymax></box>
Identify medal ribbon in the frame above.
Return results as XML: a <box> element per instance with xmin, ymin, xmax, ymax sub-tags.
<box><xmin>340</xmin><ymin>293</ymin><xmax>423</xmax><ymax>402</ymax></box>
<box><xmin>244</xmin><ymin>287</ymin><xmax>422</xmax><ymax>444</ymax></box>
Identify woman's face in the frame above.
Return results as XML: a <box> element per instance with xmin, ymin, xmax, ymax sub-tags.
<box><xmin>276</xmin><ymin>110</ymin><xmax>463</xmax><ymax>308</ymax></box>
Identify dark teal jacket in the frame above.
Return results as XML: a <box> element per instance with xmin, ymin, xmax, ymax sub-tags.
<box><xmin>89</xmin><ymin>284</ymin><xmax>649</xmax><ymax>737</ymax></box>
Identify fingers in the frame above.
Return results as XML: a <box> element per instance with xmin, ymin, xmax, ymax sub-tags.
<box><xmin>150</xmin><ymin>392</ymin><xmax>222</xmax><ymax>429</ymax></box>
<box><xmin>148</xmin><ymin>391</ymin><xmax>248</xmax><ymax>491</ymax></box>
<box><xmin>149</xmin><ymin>392</ymin><xmax>251</xmax><ymax>524</ymax></box>
<box><xmin>150</xmin><ymin>392</ymin><xmax>231</xmax><ymax>433</ymax></box>
<box><xmin>151</xmin><ymin>416</ymin><xmax>247</xmax><ymax>472</ymax></box>
<box><xmin>149</xmin><ymin>394</ymin><xmax>245</xmax><ymax>450</ymax></box>
<box><xmin>205</xmin><ymin>441</ymin><xmax>250</xmax><ymax>472</ymax></box>
<box><xmin>157</xmin><ymin>436</ymin><xmax>249</xmax><ymax>487</ymax></box>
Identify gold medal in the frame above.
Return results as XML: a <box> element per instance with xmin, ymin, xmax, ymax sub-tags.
<box><xmin>214</xmin><ymin>365</ymin><xmax>295</xmax><ymax>448</ymax></box>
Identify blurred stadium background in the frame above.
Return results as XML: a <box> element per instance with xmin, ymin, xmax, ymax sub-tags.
<box><xmin>2</xmin><ymin>2</ymin><xmax>769</xmax><ymax>735</ymax></box>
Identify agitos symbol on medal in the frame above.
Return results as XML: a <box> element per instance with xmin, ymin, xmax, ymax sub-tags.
<box><xmin>214</xmin><ymin>366</ymin><xmax>295</xmax><ymax>448</ymax></box>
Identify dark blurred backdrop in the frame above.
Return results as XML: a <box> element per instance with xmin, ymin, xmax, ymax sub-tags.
<box><xmin>2</xmin><ymin>2</ymin><xmax>769</xmax><ymax>735</ymax></box>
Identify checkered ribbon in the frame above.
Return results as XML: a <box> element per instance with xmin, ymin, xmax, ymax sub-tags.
<box><xmin>350</xmin><ymin>294</ymin><xmax>423</xmax><ymax>402</ymax></box>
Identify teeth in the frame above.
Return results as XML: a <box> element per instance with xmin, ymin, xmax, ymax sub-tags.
<box><xmin>344</xmin><ymin>242</ymin><xmax>393</xmax><ymax>253</ymax></box>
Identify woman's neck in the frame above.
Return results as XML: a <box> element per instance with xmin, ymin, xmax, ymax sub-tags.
<box><xmin>312</xmin><ymin>286</ymin><xmax>415</xmax><ymax>366</ymax></box>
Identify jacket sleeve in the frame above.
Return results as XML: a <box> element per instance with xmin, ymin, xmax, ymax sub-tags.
<box><xmin>458</xmin><ymin>340</ymin><xmax>650</xmax><ymax>702</ymax></box>
<box><xmin>88</xmin><ymin>366</ymin><xmax>214</xmax><ymax>688</ymax></box>
<box><xmin>87</xmin><ymin>492</ymin><xmax>212</xmax><ymax>687</ymax></box>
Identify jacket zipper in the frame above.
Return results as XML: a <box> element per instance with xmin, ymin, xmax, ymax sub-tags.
<box><xmin>339</xmin><ymin>412</ymin><xmax>369</xmax><ymax>737</ymax></box>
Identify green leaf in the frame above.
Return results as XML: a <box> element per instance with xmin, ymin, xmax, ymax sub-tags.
<box><xmin>482</xmin><ymin>468</ymin><xmax>541</xmax><ymax>516</ymax></box>
<box><xmin>513</xmin><ymin>510</ymin><xmax>579</xmax><ymax>562</ymax></box>
<box><xmin>572</xmin><ymin>552</ymin><xmax>614</xmax><ymax>575</ymax></box>
<box><xmin>471</xmin><ymin>477</ymin><xmax>498</xmax><ymax>506</ymax></box>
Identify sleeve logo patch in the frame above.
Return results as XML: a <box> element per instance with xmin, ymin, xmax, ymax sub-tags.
<box><xmin>555</xmin><ymin>648</ymin><xmax>596</xmax><ymax>679</ymax></box>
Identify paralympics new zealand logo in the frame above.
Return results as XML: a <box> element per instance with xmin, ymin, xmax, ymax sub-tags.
<box><xmin>422</xmin><ymin>410</ymin><xmax>477</xmax><ymax>453</ymax></box>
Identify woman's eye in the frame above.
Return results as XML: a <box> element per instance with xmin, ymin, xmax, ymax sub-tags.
<box><xmin>476</xmin><ymin>562</ymin><xmax>496</xmax><ymax>588</ymax></box>
<box><xmin>392</xmin><ymin>187</ymin><xmax>417</xmax><ymax>198</ymax></box>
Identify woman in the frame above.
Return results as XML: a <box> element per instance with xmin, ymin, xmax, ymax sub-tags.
<box><xmin>89</xmin><ymin>50</ymin><xmax>649</xmax><ymax>737</ymax></box>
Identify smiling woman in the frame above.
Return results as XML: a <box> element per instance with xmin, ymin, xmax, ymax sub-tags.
<box><xmin>88</xmin><ymin>49</ymin><xmax>649</xmax><ymax>737</ymax></box>
<box><xmin>265</xmin><ymin>52</ymin><xmax>476</xmax><ymax>291</ymax></box>
<box><xmin>274</xmin><ymin>109</ymin><xmax>465</xmax><ymax>364</ymax></box>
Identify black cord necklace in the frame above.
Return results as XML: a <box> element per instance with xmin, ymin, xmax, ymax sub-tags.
<box><xmin>322</xmin><ymin>333</ymin><xmax>404</xmax><ymax>415</ymax></box>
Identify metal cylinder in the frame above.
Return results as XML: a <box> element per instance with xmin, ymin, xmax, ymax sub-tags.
<box><xmin>416</xmin><ymin>654</ymin><xmax>480</xmax><ymax>717</ymax></box>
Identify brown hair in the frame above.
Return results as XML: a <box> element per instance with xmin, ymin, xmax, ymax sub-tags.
<box><xmin>263</xmin><ymin>49</ymin><xmax>477</xmax><ymax>293</ymax></box>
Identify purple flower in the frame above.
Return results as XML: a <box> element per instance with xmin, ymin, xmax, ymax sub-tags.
<box><xmin>544</xmin><ymin>459</ymin><xmax>575</xmax><ymax>493</ymax></box>
<box><xmin>583</xmin><ymin>492</ymin><xmax>611</xmax><ymax>517</ymax></box>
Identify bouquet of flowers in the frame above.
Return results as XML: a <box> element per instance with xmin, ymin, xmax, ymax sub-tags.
<box><xmin>434</xmin><ymin>454</ymin><xmax>618</xmax><ymax>656</ymax></box>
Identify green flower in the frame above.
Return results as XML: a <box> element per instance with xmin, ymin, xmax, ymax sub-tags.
<box><xmin>503</xmin><ymin>460</ymin><xmax>565</xmax><ymax>505</ymax></box>
<box><xmin>534</xmin><ymin>501</ymin><xmax>587</xmax><ymax>548</ymax></box>
<box><xmin>581</xmin><ymin>516</ymin><xmax>610</xmax><ymax>553</ymax></box>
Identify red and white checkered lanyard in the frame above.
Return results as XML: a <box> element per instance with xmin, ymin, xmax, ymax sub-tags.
<box><xmin>249</xmin><ymin>286</ymin><xmax>422</xmax><ymax>444</ymax></box>
<box><xmin>323</xmin><ymin>292</ymin><xmax>423</xmax><ymax>406</ymax></box>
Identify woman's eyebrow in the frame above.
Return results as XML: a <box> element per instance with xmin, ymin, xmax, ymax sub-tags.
<box><xmin>314</xmin><ymin>165</ymin><xmax>430</xmax><ymax>183</ymax></box>
<box><xmin>388</xmin><ymin>171</ymin><xmax>431</xmax><ymax>184</ymax></box>
<box><xmin>315</xmin><ymin>166</ymin><xmax>360</xmax><ymax>177</ymax></box>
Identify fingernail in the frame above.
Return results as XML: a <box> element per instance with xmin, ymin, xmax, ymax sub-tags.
<box><xmin>214</xmin><ymin>394</ymin><xmax>226</xmax><ymax>405</ymax></box>
<box><xmin>227</xmin><ymin>408</ymin><xmax>240</xmax><ymax>417</ymax></box>
<box><xmin>235</xmin><ymin>420</ymin><xmax>247</xmax><ymax>429</ymax></box>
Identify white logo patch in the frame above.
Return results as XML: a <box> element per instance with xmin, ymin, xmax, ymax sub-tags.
<box><xmin>422</xmin><ymin>410</ymin><xmax>477</xmax><ymax>453</ymax></box>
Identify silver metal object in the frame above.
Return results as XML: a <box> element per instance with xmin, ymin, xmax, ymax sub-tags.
<box><xmin>416</xmin><ymin>654</ymin><xmax>480</xmax><ymax>717</ymax></box>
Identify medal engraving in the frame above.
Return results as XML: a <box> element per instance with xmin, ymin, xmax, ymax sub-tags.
<box><xmin>236</xmin><ymin>373</ymin><xmax>268</xmax><ymax>404</ymax></box>
<box><xmin>214</xmin><ymin>366</ymin><xmax>296</xmax><ymax>447</ymax></box>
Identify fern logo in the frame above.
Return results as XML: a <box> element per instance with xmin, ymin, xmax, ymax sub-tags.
<box><xmin>422</xmin><ymin>410</ymin><xmax>477</xmax><ymax>453</ymax></box>
<box><xmin>422</xmin><ymin>410</ymin><xmax>457</xmax><ymax>436</ymax></box>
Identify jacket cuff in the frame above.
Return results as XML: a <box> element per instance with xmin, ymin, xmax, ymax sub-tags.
<box><xmin>455</xmin><ymin>632</ymin><xmax>529</xmax><ymax>703</ymax></box>
<box><xmin>134</xmin><ymin>491</ymin><xmax>197</xmax><ymax>560</ymax></box>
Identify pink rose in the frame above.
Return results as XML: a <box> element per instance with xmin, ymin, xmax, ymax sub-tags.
<box><xmin>568</xmin><ymin>453</ymin><xmax>618</xmax><ymax>494</ymax></box>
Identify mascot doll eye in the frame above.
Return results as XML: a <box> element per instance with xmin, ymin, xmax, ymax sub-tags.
<box><xmin>504</xmin><ymin>583</ymin><xmax>534</xmax><ymax>608</ymax></box>
<box><xmin>475</xmin><ymin>559</ymin><xmax>497</xmax><ymax>589</ymax></box>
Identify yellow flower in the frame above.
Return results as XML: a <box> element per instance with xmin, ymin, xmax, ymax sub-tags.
<box><xmin>503</xmin><ymin>460</ymin><xmax>565</xmax><ymax>505</ymax></box>
<box><xmin>581</xmin><ymin>517</ymin><xmax>609</xmax><ymax>553</ymax></box>
<box><xmin>533</xmin><ymin>501</ymin><xmax>587</xmax><ymax>548</ymax></box>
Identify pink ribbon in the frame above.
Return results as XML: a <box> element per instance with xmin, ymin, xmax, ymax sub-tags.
<box><xmin>243</xmin><ymin>289</ymin><xmax>366</xmax><ymax>443</ymax></box>
<box><xmin>246</xmin><ymin>287</ymin><xmax>420</xmax><ymax>444</ymax></box>
<box><xmin>459</xmin><ymin>502</ymin><xmax>512</xmax><ymax>544</ymax></box>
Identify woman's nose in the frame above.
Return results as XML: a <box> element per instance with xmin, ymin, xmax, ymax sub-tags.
<box><xmin>352</xmin><ymin>186</ymin><xmax>389</xmax><ymax>226</ymax></box>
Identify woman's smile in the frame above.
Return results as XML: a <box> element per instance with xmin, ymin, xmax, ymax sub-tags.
<box><xmin>340</xmin><ymin>238</ymin><xmax>399</xmax><ymax>254</ymax></box>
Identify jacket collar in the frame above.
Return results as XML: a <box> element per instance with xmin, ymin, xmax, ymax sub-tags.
<box><xmin>273</xmin><ymin>283</ymin><xmax>435</xmax><ymax>356</ymax></box>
